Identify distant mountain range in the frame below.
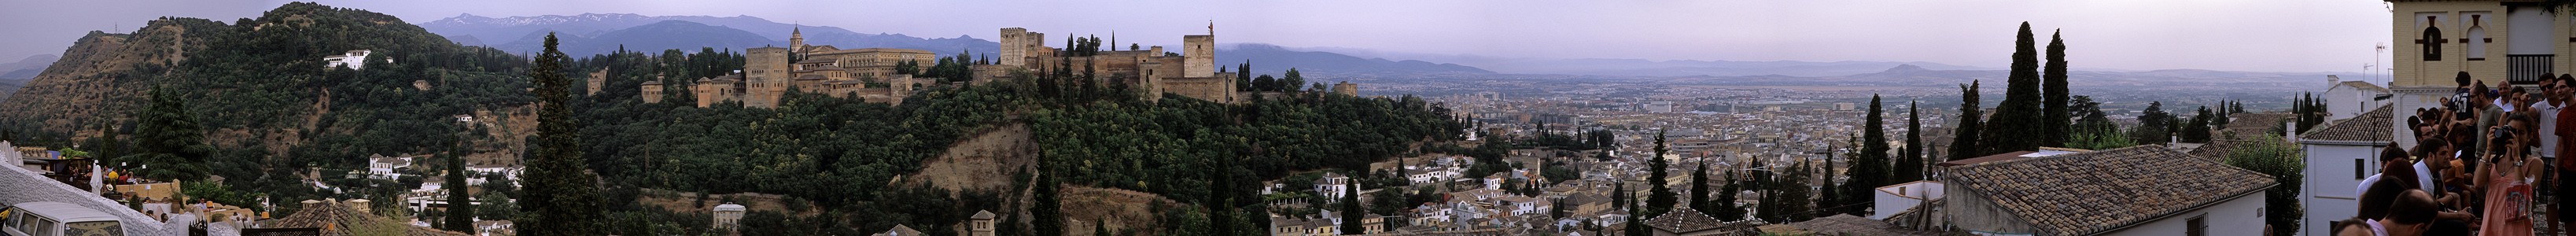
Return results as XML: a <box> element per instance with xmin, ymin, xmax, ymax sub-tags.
<box><xmin>0</xmin><ymin>54</ymin><xmax>57</xmax><ymax>79</ymax></box>
<box><xmin>422</xmin><ymin>13</ymin><xmax>1000</xmax><ymax>57</ymax></box>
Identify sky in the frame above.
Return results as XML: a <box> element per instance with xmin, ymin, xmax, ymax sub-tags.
<box><xmin>0</xmin><ymin>0</ymin><xmax>2391</xmax><ymax>73</ymax></box>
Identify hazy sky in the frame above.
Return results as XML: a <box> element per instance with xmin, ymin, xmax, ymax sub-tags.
<box><xmin>2</xmin><ymin>0</ymin><xmax>2389</xmax><ymax>73</ymax></box>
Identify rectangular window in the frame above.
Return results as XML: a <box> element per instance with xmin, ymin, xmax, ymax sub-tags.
<box><xmin>2187</xmin><ymin>214</ymin><xmax>2207</xmax><ymax>236</ymax></box>
<box><xmin>2357</xmin><ymin>159</ymin><xmax>2368</xmax><ymax>179</ymax></box>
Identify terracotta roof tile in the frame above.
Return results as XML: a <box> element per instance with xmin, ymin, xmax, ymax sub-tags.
<box><xmin>1945</xmin><ymin>145</ymin><xmax>2276</xmax><ymax>236</ymax></box>
<box><xmin>2301</xmin><ymin>105</ymin><xmax>2394</xmax><ymax>142</ymax></box>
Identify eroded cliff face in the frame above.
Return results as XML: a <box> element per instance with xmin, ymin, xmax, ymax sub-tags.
<box><xmin>0</xmin><ymin>18</ymin><xmax>222</xmax><ymax>135</ymax></box>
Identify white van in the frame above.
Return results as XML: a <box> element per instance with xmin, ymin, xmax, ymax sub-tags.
<box><xmin>0</xmin><ymin>201</ymin><xmax>123</xmax><ymax>236</ymax></box>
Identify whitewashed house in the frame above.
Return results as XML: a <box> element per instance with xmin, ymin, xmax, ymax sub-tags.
<box><xmin>2299</xmin><ymin>105</ymin><xmax>2394</xmax><ymax>236</ymax></box>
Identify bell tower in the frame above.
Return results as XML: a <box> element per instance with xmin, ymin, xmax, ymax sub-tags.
<box><xmin>790</xmin><ymin>26</ymin><xmax>806</xmax><ymax>53</ymax></box>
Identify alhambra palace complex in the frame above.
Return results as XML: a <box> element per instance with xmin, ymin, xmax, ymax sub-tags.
<box><xmin>639</xmin><ymin>25</ymin><xmax>1305</xmax><ymax>108</ymax></box>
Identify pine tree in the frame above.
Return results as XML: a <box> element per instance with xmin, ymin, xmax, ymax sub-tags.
<box><xmin>123</xmin><ymin>87</ymin><xmax>213</xmax><ymax>181</ymax></box>
<box><xmin>519</xmin><ymin>32</ymin><xmax>605</xmax><ymax>236</ymax></box>
<box><xmin>1645</xmin><ymin>130</ymin><xmax>1675</xmax><ymax>217</ymax></box>
<box><xmin>1688</xmin><ymin>162</ymin><xmax>1710</xmax><ymax>215</ymax></box>
<box><xmin>1948</xmin><ymin>81</ymin><xmax>1985</xmax><ymax>160</ymax></box>
<box><xmin>2043</xmin><ymin>30</ymin><xmax>2071</xmax><ymax>147</ymax></box>
<box><xmin>1983</xmin><ymin>22</ymin><xmax>2046</xmax><ymax>154</ymax></box>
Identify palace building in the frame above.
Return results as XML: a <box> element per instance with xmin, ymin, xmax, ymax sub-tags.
<box><xmin>647</xmin><ymin>24</ymin><xmax>1245</xmax><ymax>108</ymax></box>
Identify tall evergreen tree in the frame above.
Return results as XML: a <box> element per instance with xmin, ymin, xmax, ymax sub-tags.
<box><xmin>1949</xmin><ymin>81</ymin><xmax>1985</xmax><ymax>160</ymax></box>
<box><xmin>1645</xmin><ymin>130</ymin><xmax>1675</xmax><ymax>217</ymax></box>
<box><xmin>1688</xmin><ymin>162</ymin><xmax>1710</xmax><ymax>215</ymax></box>
<box><xmin>1898</xmin><ymin>101</ymin><xmax>1924</xmax><ymax>183</ymax></box>
<box><xmin>1714</xmin><ymin>171</ymin><xmax>1741</xmax><ymax>220</ymax></box>
<box><xmin>1819</xmin><ymin>146</ymin><xmax>1841</xmax><ymax>216</ymax></box>
<box><xmin>1847</xmin><ymin>95</ymin><xmax>1889</xmax><ymax>214</ymax></box>
<box><xmin>1036</xmin><ymin>169</ymin><xmax>1064</xmax><ymax>236</ymax></box>
<box><xmin>519</xmin><ymin>32</ymin><xmax>605</xmax><ymax>236</ymax></box>
<box><xmin>123</xmin><ymin>87</ymin><xmax>213</xmax><ymax>181</ymax></box>
<box><xmin>1983</xmin><ymin>21</ymin><xmax>2046</xmax><ymax>154</ymax></box>
<box><xmin>2043</xmin><ymin>30</ymin><xmax>2071</xmax><ymax>147</ymax></box>
<box><xmin>442</xmin><ymin>147</ymin><xmax>472</xmax><ymax>231</ymax></box>
<box><xmin>1340</xmin><ymin>183</ymin><xmax>1362</xmax><ymax>234</ymax></box>
<box><xmin>2184</xmin><ymin>106</ymin><xmax>2214</xmax><ymax>142</ymax></box>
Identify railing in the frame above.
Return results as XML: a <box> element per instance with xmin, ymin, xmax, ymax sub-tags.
<box><xmin>2510</xmin><ymin>54</ymin><xmax>2553</xmax><ymax>84</ymax></box>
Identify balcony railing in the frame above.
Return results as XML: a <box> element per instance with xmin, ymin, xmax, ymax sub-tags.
<box><xmin>2510</xmin><ymin>54</ymin><xmax>2553</xmax><ymax>84</ymax></box>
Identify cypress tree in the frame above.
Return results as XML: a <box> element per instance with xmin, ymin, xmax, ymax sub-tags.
<box><xmin>2043</xmin><ymin>29</ymin><xmax>2071</xmax><ymax>146</ymax></box>
<box><xmin>1949</xmin><ymin>81</ymin><xmax>1985</xmax><ymax>160</ymax></box>
<box><xmin>1688</xmin><ymin>162</ymin><xmax>1709</xmax><ymax>215</ymax></box>
<box><xmin>1340</xmin><ymin>183</ymin><xmax>1362</xmax><ymax>234</ymax></box>
<box><xmin>520</xmin><ymin>32</ymin><xmax>605</xmax><ymax>236</ymax></box>
<box><xmin>1645</xmin><ymin>130</ymin><xmax>1675</xmax><ymax>217</ymax></box>
<box><xmin>1714</xmin><ymin>173</ymin><xmax>1740</xmax><ymax>221</ymax></box>
<box><xmin>1898</xmin><ymin>101</ymin><xmax>1923</xmax><ymax>183</ymax></box>
<box><xmin>1848</xmin><ymin>95</ymin><xmax>1889</xmax><ymax>214</ymax></box>
<box><xmin>1819</xmin><ymin>147</ymin><xmax>1841</xmax><ymax>216</ymax></box>
<box><xmin>442</xmin><ymin>151</ymin><xmax>472</xmax><ymax>231</ymax></box>
<box><xmin>1983</xmin><ymin>22</ymin><xmax>2045</xmax><ymax>154</ymax></box>
<box><xmin>1037</xmin><ymin>170</ymin><xmax>1063</xmax><ymax>236</ymax></box>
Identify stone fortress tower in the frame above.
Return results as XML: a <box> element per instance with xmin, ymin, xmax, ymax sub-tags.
<box><xmin>651</xmin><ymin>23</ymin><xmax>1266</xmax><ymax>107</ymax></box>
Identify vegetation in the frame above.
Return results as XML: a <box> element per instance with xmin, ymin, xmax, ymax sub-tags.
<box><xmin>123</xmin><ymin>87</ymin><xmax>214</xmax><ymax>181</ymax></box>
<box><xmin>1841</xmin><ymin>94</ymin><xmax>1889</xmax><ymax>216</ymax></box>
<box><xmin>2222</xmin><ymin>134</ymin><xmax>2303</xmax><ymax>236</ymax></box>
<box><xmin>1948</xmin><ymin>80</ymin><xmax>1984</xmax><ymax>160</ymax></box>
<box><xmin>2131</xmin><ymin>101</ymin><xmax>2176</xmax><ymax>145</ymax></box>
<box><xmin>1896</xmin><ymin>101</ymin><xmax>1924</xmax><ymax>183</ymax></box>
<box><xmin>521</xmin><ymin>32</ymin><xmax>607</xmax><ymax>236</ymax></box>
<box><xmin>1981</xmin><ymin>22</ymin><xmax>2046</xmax><ymax>155</ymax></box>
<box><xmin>1645</xmin><ymin>131</ymin><xmax>1675</xmax><ymax>217</ymax></box>
<box><xmin>2043</xmin><ymin>30</ymin><xmax>2071</xmax><ymax>147</ymax></box>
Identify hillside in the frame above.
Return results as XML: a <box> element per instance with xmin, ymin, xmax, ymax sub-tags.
<box><xmin>0</xmin><ymin>20</ymin><xmax>224</xmax><ymax>137</ymax></box>
<box><xmin>0</xmin><ymin>2</ymin><xmax>536</xmax><ymax>211</ymax></box>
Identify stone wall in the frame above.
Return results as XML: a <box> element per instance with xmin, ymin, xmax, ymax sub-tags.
<box><xmin>0</xmin><ymin>141</ymin><xmax>191</xmax><ymax>236</ymax></box>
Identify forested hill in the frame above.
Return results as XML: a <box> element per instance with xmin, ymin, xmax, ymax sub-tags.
<box><xmin>0</xmin><ymin>2</ymin><xmax>534</xmax><ymax>211</ymax></box>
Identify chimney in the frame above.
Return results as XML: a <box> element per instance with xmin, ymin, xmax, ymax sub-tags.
<box><xmin>2285</xmin><ymin>121</ymin><xmax>2299</xmax><ymax>143</ymax></box>
<box><xmin>347</xmin><ymin>199</ymin><xmax>371</xmax><ymax>214</ymax></box>
<box><xmin>2328</xmin><ymin>75</ymin><xmax>2342</xmax><ymax>88</ymax></box>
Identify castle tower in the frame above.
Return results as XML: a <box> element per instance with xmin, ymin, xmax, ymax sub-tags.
<box><xmin>746</xmin><ymin>46</ymin><xmax>792</xmax><ymax>108</ymax></box>
<box><xmin>790</xmin><ymin>26</ymin><xmax>806</xmax><ymax>53</ymax></box>
<box><xmin>999</xmin><ymin>28</ymin><xmax>1043</xmax><ymax>66</ymax></box>
<box><xmin>641</xmin><ymin>78</ymin><xmax>665</xmax><ymax>104</ymax></box>
<box><xmin>1183</xmin><ymin>35</ymin><xmax>1215</xmax><ymax>78</ymax></box>
<box><xmin>967</xmin><ymin>210</ymin><xmax>996</xmax><ymax>236</ymax></box>
<box><xmin>1332</xmin><ymin>81</ymin><xmax>1358</xmax><ymax>96</ymax></box>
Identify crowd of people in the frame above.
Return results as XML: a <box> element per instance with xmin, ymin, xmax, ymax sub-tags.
<box><xmin>2336</xmin><ymin>72</ymin><xmax>2568</xmax><ymax>236</ymax></box>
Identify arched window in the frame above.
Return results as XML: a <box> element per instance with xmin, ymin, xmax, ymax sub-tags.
<box><xmin>2425</xmin><ymin>24</ymin><xmax>2444</xmax><ymax>61</ymax></box>
<box><xmin>2468</xmin><ymin>26</ymin><xmax>2486</xmax><ymax>60</ymax></box>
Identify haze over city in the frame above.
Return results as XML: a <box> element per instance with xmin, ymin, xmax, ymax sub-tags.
<box><xmin>4</xmin><ymin>0</ymin><xmax>2387</xmax><ymax>73</ymax></box>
